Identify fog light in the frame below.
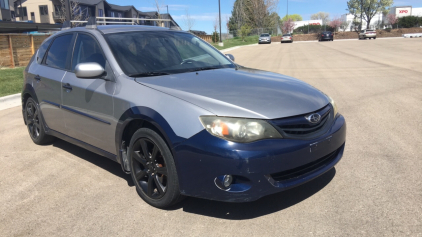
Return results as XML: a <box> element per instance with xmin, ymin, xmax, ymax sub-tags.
<box><xmin>223</xmin><ymin>175</ymin><xmax>233</xmax><ymax>188</ymax></box>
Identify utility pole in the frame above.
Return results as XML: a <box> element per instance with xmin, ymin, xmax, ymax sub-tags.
<box><xmin>218</xmin><ymin>0</ymin><xmax>222</xmax><ymax>44</ymax></box>
<box><xmin>166</xmin><ymin>5</ymin><xmax>168</xmax><ymax>14</ymax></box>
<box><xmin>360</xmin><ymin>0</ymin><xmax>363</xmax><ymax>30</ymax></box>
<box><xmin>65</xmin><ymin>0</ymin><xmax>71</xmax><ymax>21</ymax></box>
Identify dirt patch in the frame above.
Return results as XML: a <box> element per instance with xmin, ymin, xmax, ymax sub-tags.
<box><xmin>271</xmin><ymin>28</ymin><xmax>422</xmax><ymax>42</ymax></box>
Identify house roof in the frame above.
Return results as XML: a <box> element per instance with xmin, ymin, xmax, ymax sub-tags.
<box><xmin>76</xmin><ymin>0</ymin><xmax>104</xmax><ymax>6</ymax></box>
<box><xmin>108</xmin><ymin>3</ymin><xmax>135</xmax><ymax>12</ymax></box>
<box><xmin>138</xmin><ymin>11</ymin><xmax>158</xmax><ymax>17</ymax></box>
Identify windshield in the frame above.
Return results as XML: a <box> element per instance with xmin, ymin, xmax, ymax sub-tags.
<box><xmin>105</xmin><ymin>31</ymin><xmax>235</xmax><ymax>77</ymax></box>
<box><xmin>260</xmin><ymin>34</ymin><xmax>269</xmax><ymax>37</ymax></box>
<box><xmin>282</xmin><ymin>34</ymin><xmax>291</xmax><ymax>36</ymax></box>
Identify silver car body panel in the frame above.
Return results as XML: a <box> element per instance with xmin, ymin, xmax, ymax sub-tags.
<box><xmin>24</xmin><ymin>25</ymin><xmax>330</xmax><ymax>157</ymax></box>
<box><xmin>135</xmin><ymin>68</ymin><xmax>329</xmax><ymax>119</ymax></box>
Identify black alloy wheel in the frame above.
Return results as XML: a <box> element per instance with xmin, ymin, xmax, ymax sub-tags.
<box><xmin>132</xmin><ymin>137</ymin><xmax>168</xmax><ymax>199</ymax></box>
<box><xmin>129</xmin><ymin>128</ymin><xmax>182</xmax><ymax>208</ymax></box>
<box><xmin>26</xmin><ymin>99</ymin><xmax>41</xmax><ymax>140</ymax></box>
<box><xmin>24</xmin><ymin>97</ymin><xmax>54</xmax><ymax>145</ymax></box>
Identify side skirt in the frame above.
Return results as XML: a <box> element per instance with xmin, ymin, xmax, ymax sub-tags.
<box><xmin>46</xmin><ymin>129</ymin><xmax>118</xmax><ymax>162</ymax></box>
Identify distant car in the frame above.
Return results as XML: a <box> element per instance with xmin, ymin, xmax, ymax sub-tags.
<box><xmin>318</xmin><ymin>31</ymin><xmax>334</xmax><ymax>41</ymax></box>
<box><xmin>359</xmin><ymin>29</ymin><xmax>376</xmax><ymax>40</ymax></box>
<box><xmin>281</xmin><ymin>34</ymin><xmax>293</xmax><ymax>43</ymax></box>
<box><xmin>258</xmin><ymin>33</ymin><xmax>271</xmax><ymax>44</ymax></box>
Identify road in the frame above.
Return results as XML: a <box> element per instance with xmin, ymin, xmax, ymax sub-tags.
<box><xmin>1</xmin><ymin>38</ymin><xmax>421</xmax><ymax>236</ymax></box>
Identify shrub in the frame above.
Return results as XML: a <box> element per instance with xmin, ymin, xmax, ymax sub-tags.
<box><xmin>239</xmin><ymin>25</ymin><xmax>252</xmax><ymax>42</ymax></box>
<box><xmin>397</xmin><ymin>16</ymin><xmax>421</xmax><ymax>28</ymax></box>
<box><xmin>385</xmin><ymin>28</ymin><xmax>392</xmax><ymax>32</ymax></box>
<box><xmin>212</xmin><ymin>31</ymin><xmax>219</xmax><ymax>43</ymax></box>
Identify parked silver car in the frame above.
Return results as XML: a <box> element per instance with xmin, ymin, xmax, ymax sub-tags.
<box><xmin>359</xmin><ymin>29</ymin><xmax>376</xmax><ymax>40</ymax></box>
<box><xmin>259</xmin><ymin>33</ymin><xmax>271</xmax><ymax>44</ymax></box>
<box><xmin>22</xmin><ymin>23</ymin><xmax>346</xmax><ymax>208</ymax></box>
<box><xmin>281</xmin><ymin>33</ymin><xmax>293</xmax><ymax>43</ymax></box>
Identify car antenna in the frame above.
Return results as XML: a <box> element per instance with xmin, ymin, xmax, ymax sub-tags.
<box><xmin>86</xmin><ymin>17</ymin><xmax>97</xmax><ymax>29</ymax></box>
<box><xmin>61</xmin><ymin>21</ymin><xmax>71</xmax><ymax>30</ymax></box>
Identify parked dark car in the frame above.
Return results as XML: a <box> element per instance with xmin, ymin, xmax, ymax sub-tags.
<box><xmin>22</xmin><ymin>23</ymin><xmax>346</xmax><ymax>208</ymax></box>
<box><xmin>318</xmin><ymin>31</ymin><xmax>334</xmax><ymax>41</ymax></box>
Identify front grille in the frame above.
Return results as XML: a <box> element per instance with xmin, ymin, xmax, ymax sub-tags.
<box><xmin>270</xmin><ymin>147</ymin><xmax>340</xmax><ymax>182</ymax></box>
<box><xmin>271</xmin><ymin>105</ymin><xmax>333</xmax><ymax>139</ymax></box>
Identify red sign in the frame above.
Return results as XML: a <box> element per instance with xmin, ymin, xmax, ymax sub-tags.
<box><xmin>399</xmin><ymin>10</ymin><xmax>408</xmax><ymax>13</ymax></box>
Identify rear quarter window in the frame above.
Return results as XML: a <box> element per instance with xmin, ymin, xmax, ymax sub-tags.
<box><xmin>36</xmin><ymin>37</ymin><xmax>53</xmax><ymax>64</ymax></box>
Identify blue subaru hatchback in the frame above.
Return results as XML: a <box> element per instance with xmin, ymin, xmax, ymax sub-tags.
<box><xmin>22</xmin><ymin>23</ymin><xmax>346</xmax><ymax>208</ymax></box>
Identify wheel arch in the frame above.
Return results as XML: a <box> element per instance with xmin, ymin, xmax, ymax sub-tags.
<box><xmin>115</xmin><ymin>106</ymin><xmax>186</xmax><ymax>170</ymax></box>
<box><xmin>21</xmin><ymin>83</ymin><xmax>39</xmax><ymax>125</ymax></box>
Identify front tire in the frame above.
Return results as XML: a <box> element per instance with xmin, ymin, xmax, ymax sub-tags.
<box><xmin>129</xmin><ymin>128</ymin><xmax>182</xmax><ymax>208</ymax></box>
<box><xmin>24</xmin><ymin>97</ymin><xmax>55</xmax><ymax>145</ymax></box>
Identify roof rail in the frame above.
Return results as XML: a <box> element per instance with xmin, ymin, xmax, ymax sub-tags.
<box><xmin>86</xmin><ymin>17</ymin><xmax>97</xmax><ymax>29</ymax></box>
<box><xmin>61</xmin><ymin>21</ymin><xmax>71</xmax><ymax>30</ymax></box>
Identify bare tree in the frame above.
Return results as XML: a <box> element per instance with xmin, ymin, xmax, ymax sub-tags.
<box><xmin>153</xmin><ymin>0</ymin><xmax>163</xmax><ymax>27</ymax></box>
<box><xmin>55</xmin><ymin>0</ymin><xmax>89</xmax><ymax>26</ymax></box>
<box><xmin>183</xmin><ymin>8</ymin><xmax>195</xmax><ymax>31</ymax></box>
<box><xmin>245</xmin><ymin>0</ymin><xmax>279</xmax><ymax>29</ymax></box>
<box><xmin>225</xmin><ymin>15</ymin><xmax>230</xmax><ymax>40</ymax></box>
<box><xmin>311</xmin><ymin>12</ymin><xmax>330</xmax><ymax>25</ymax></box>
<box><xmin>340</xmin><ymin>20</ymin><xmax>351</xmax><ymax>32</ymax></box>
<box><xmin>213</xmin><ymin>15</ymin><xmax>219</xmax><ymax>33</ymax></box>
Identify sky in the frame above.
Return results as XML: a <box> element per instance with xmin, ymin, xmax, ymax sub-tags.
<box><xmin>107</xmin><ymin>0</ymin><xmax>422</xmax><ymax>34</ymax></box>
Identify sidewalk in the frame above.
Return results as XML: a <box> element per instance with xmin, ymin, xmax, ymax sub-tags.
<box><xmin>0</xmin><ymin>93</ymin><xmax>21</xmax><ymax>111</ymax></box>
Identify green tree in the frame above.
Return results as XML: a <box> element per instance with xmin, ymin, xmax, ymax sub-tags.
<box><xmin>239</xmin><ymin>25</ymin><xmax>252</xmax><ymax>41</ymax></box>
<box><xmin>346</xmin><ymin>0</ymin><xmax>393</xmax><ymax>29</ymax></box>
<box><xmin>229</xmin><ymin>0</ymin><xmax>279</xmax><ymax>32</ymax></box>
<box><xmin>281</xmin><ymin>14</ymin><xmax>303</xmax><ymax>22</ymax></box>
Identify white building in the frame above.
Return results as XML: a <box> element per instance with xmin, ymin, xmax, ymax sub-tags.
<box><xmin>341</xmin><ymin>6</ymin><xmax>422</xmax><ymax>31</ymax></box>
<box><xmin>293</xmin><ymin>20</ymin><xmax>323</xmax><ymax>30</ymax></box>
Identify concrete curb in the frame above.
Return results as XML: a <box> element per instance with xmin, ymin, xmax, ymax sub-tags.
<box><xmin>0</xmin><ymin>93</ymin><xmax>21</xmax><ymax>111</ymax></box>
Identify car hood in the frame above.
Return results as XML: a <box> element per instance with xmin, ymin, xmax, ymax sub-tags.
<box><xmin>135</xmin><ymin>67</ymin><xmax>329</xmax><ymax>119</ymax></box>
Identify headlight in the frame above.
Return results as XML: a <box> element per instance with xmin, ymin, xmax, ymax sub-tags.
<box><xmin>328</xmin><ymin>96</ymin><xmax>338</xmax><ymax>116</ymax></box>
<box><xmin>199</xmin><ymin>116</ymin><xmax>282</xmax><ymax>143</ymax></box>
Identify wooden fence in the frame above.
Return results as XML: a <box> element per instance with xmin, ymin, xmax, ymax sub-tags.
<box><xmin>0</xmin><ymin>34</ymin><xmax>51</xmax><ymax>68</ymax></box>
<box><xmin>197</xmin><ymin>35</ymin><xmax>212</xmax><ymax>43</ymax></box>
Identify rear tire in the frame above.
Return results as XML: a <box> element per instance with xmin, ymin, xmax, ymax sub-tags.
<box><xmin>129</xmin><ymin>128</ymin><xmax>183</xmax><ymax>208</ymax></box>
<box><xmin>24</xmin><ymin>97</ymin><xmax>55</xmax><ymax>145</ymax></box>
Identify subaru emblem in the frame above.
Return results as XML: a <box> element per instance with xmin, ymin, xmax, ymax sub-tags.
<box><xmin>305</xmin><ymin>113</ymin><xmax>321</xmax><ymax>124</ymax></box>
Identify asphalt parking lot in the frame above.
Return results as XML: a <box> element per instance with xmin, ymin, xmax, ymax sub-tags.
<box><xmin>1</xmin><ymin>38</ymin><xmax>421</xmax><ymax>236</ymax></box>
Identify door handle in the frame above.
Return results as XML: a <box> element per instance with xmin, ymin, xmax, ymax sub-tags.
<box><xmin>34</xmin><ymin>75</ymin><xmax>41</xmax><ymax>81</ymax></box>
<box><xmin>62</xmin><ymin>83</ymin><xmax>72</xmax><ymax>91</ymax></box>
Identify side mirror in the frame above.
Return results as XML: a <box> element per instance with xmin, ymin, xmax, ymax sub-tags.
<box><xmin>75</xmin><ymin>62</ymin><xmax>105</xmax><ymax>78</ymax></box>
<box><xmin>225</xmin><ymin>54</ymin><xmax>235</xmax><ymax>62</ymax></box>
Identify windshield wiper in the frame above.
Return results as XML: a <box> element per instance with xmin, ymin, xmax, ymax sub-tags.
<box><xmin>128</xmin><ymin>72</ymin><xmax>170</xmax><ymax>77</ymax></box>
<box><xmin>188</xmin><ymin>67</ymin><xmax>221</xmax><ymax>72</ymax></box>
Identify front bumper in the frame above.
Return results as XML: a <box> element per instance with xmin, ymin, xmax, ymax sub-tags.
<box><xmin>173</xmin><ymin>114</ymin><xmax>346</xmax><ymax>202</ymax></box>
<box><xmin>259</xmin><ymin>39</ymin><xmax>271</xmax><ymax>43</ymax></box>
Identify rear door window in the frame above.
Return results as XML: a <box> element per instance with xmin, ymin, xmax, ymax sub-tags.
<box><xmin>45</xmin><ymin>34</ymin><xmax>73</xmax><ymax>70</ymax></box>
